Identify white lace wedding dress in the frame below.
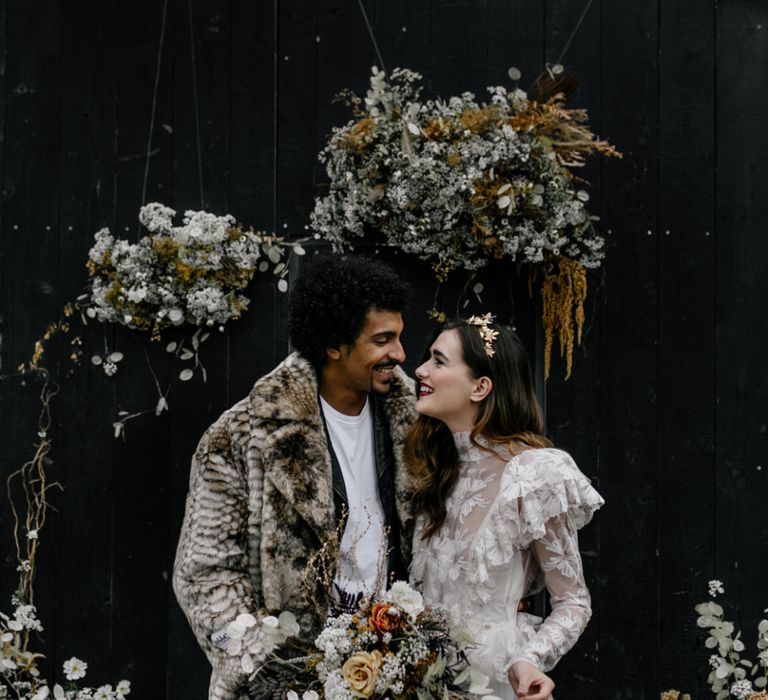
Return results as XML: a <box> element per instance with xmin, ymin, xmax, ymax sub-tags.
<box><xmin>410</xmin><ymin>433</ymin><xmax>604</xmax><ymax>699</ymax></box>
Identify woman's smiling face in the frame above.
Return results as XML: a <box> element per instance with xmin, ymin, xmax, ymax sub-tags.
<box><xmin>414</xmin><ymin>328</ymin><xmax>488</xmax><ymax>432</ymax></box>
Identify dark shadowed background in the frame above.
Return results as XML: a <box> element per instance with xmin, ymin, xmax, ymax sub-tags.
<box><xmin>1</xmin><ymin>1</ymin><xmax>767</xmax><ymax>698</ymax></box>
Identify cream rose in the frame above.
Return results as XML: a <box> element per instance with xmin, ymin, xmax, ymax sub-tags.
<box><xmin>341</xmin><ymin>650</ymin><xmax>383</xmax><ymax>697</ymax></box>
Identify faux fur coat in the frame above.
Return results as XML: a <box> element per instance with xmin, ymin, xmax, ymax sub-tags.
<box><xmin>173</xmin><ymin>352</ymin><xmax>416</xmax><ymax>699</ymax></box>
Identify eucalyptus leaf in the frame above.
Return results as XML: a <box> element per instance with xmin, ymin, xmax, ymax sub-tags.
<box><xmin>179</xmin><ymin>369</ymin><xmax>194</xmax><ymax>381</ymax></box>
<box><xmin>166</xmin><ymin>341</ymin><xmax>178</xmax><ymax>353</ymax></box>
<box><xmin>180</xmin><ymin>351</ymin><xmax>194</xmax><ymax>361</ymax></box>
<box><xmin>267</xmin><ymin>247</ymin><xmax>281</xmax><ymax>263</ymax></box>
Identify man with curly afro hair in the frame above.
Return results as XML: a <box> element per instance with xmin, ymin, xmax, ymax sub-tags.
<box><xmin>174</xmin><ymin>254</ymin><xmax>417</xmax><ymax>700</ymax></box>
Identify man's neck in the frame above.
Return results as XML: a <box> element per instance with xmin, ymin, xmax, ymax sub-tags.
<box><xmin>318</xmin><ymin>375</ymin><xmax>368</xmax><ymax>416</ymax></box>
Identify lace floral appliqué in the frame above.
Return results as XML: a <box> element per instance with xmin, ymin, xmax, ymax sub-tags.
<box><xmin>411</xmin><ymin>436</ymin><xmax>604</xmax><ymax>687</ymax></box>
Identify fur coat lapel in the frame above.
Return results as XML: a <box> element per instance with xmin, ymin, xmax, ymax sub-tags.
<box><xmin>249</xmin><ymin>353</ymin><xmax>336</xmax><ymax>542</ymax></box>
<box><xmin>247</xmin><ymin>352</ymin><xmax>416</xmax><ymax>546</ymax></box>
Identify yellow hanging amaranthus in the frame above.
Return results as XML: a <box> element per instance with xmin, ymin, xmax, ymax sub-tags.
<box><xmin>538</xmin><ymin>257</ymin><xmax>587</xmax><ymax>380</ymax></box>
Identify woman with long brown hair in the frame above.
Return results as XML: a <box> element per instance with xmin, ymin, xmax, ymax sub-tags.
<box><xmin>406</xmin><ymin>316</ymin><xmax>603</xmax><ymax>700</ymax></box>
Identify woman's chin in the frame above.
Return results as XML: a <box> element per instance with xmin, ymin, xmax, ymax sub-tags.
<box><xmin>415</xmin><ymin>399</ymin><xmax>434</xmax><ymax>416</ymax></box>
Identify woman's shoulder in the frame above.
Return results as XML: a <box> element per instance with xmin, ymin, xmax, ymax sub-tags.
<box><xmin>495</xmin><ymin>446</ymin><xmax>603</xmax><ymax>535</ymax></box>
<box><xmin>506</xmin><ymin>446</ymin><xmax>583</xmax><ymax>481</ymax></box>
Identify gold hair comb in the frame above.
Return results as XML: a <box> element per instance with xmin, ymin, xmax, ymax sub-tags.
<box><xmin>466</xmin><ymin>313</ymin><xmax>499</xmax><ymax>357</ymax></box>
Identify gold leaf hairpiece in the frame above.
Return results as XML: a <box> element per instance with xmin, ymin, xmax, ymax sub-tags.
<box><xmin>466</xmin><ymin>313</ymin><xmax>499</xmax><ymax>357</ymax></box>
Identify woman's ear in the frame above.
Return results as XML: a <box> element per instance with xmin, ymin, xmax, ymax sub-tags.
<box><xmin>470</xmin><ymin>376</ymin><xmax>493</xmax><ymax>403</ymax></box>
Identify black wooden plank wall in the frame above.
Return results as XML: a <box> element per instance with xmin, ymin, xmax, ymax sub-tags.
<box><xmin>1</xmin><ymin>1</ymin><xmax>767</xmax><ymax>699</ymax></box>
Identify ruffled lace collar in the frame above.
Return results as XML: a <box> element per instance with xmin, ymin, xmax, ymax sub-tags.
<box><xmin>452</xmin><ymin>431</ymin><xmax>491</xmax><ymax>463</ymax></box>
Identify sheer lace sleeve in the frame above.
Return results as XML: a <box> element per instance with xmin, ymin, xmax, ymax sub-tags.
<box><xmin>508</xmin><ymin>514</ymin><xmax>592</xmax><ymax>673</ymax></box>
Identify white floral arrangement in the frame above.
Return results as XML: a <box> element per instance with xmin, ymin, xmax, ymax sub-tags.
<box><xmin>663</xmin><ymin>580</ymin><xmax>768</xmax><ymax>700</ymax></box>
<box><xmin>696</xmin><ymin>580</ymin><xmax>768</xmax><ymax>699</ymax></box>
<box><xmin>246</xmin><ymin>581</ymin><xmax>499</xmax><ymax>700</ymax></box>
<box><xmin>0</xmin><ymin>606</ymin><xmax>129</xmax><ymax>700</ymax></box>
<box><xmin>311</xmin><ymin>66</ymin><xmax>620</xmax><ymax>378</ymax></box>
<box><xmin>85</xmin><ymin>202</ymin><xmax>301</xmax><ymax>339</ymax></box>
<box><xmin>19</xmin><ymin>201</ymin><xmax>307</xmax><ymax>435</ymax></box>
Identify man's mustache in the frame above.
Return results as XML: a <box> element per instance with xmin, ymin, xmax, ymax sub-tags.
<box><xmin>373</xmin><ymin>362</ymin><xmax>400</xmax><ymax>370</ymax></box>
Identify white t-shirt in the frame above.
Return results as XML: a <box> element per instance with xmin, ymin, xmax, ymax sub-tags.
<box><xmin>320</xmin><ymin>396</ymin><xmax>387</xmax><ymax>601</ymax></box>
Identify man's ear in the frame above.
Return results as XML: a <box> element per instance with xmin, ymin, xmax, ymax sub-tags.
<box><xmin>470</xmin><ymin>376</ymin><xmax>493</xmax><ymax>403</ymax></box>
<box><xmin>326</xmin><ymin>346</ymin><xmax>342</xmax><ymax>361</ymax></box>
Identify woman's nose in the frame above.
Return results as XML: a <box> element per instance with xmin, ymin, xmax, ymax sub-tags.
<box><xmin>415</xmin><ymin>362</ymin><xmax>428</xmax><ymax>379</ymax></box>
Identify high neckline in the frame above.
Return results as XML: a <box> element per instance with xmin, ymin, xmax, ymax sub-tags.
<box><xmin>452</xmin><ymin>431</ymin><xmax>491</xmax><ymax>463</ymax></box>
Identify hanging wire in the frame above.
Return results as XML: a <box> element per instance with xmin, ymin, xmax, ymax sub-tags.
<box><xmin>187</xmin><ymin>0</ymin><xmax>205</xmax><ymax>208</ymax></box>
<box><xmin>555</xmin><ymin>0</ymin><xmax>596</xmax><ymax>66</ymax></box>
<box><xmin>140</xmin><ymin>0</ymin><xmax>170</xmax><ymax>217</ymax></box>
<box><xmin>356</xmin><ymin>0</ymin><xmax>387</xmax><ymax>74</ymax></box>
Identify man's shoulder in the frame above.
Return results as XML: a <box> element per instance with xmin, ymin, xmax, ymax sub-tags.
<box><xmin>247</xmin><ymin>352</ymin><xmax>319</xmax><ymax>421</ymax></box>
<box><xmin>194</xmin><ymin>354</ymin><xmax>318</xmax><ymax>460</ymax></box>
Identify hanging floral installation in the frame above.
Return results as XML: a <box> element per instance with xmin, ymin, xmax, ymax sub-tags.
<box><xmin>311</xmin><ymin>66</ymin><xmax>620</xmax><ymax>378</ymax></box>
<box><xmin>20</xmin><ymin>202</ymin><xmax>302</xmax><ymax>435</ymax></box>
<box><xmin>1</xmin><ymin>203</ymin><xmax>303</xmax><ymax>698</ymax></box>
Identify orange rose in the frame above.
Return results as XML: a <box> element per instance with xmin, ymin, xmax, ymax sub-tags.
<box><xmin>342</xmin><ymin>650</ymin><xmax>383</xmax><ymax>697</ymax></box>
<box><xmin>368</xmin><ymin>603</ymin><xmax>403</xmax><ymax>634</ymax></box>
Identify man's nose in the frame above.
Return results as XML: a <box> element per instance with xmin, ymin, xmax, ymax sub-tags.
<box><xmin>390</xmin><ymin>340</ymin><xmax>406</xmax><ymax>364</ymax></box>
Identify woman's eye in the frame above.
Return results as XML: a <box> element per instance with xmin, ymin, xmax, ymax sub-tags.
<box><xmin>434</xmin><ymin>357</ymin><xmax>443</xmax><ymax>366</ymax></box>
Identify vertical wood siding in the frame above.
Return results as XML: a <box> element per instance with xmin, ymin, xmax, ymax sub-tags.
<box><xmin>1</xmin><ymin>1</ymin><xmax>766</xmax><ymax>697</ymax></box>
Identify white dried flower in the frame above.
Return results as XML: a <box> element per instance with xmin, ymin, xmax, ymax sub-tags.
<box><xmin>708</xmin><ymin>579</ymin><xmax>725</xmax><ymax>597</ymax></box>
<box><xmin>62</xmin><ymin>657</ymin><xmax>88</xmax><ymax>681</ymax></box>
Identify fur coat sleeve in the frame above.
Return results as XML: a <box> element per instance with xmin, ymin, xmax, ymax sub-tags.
<box><xmin>173</xmin><ymin>403</ymin><xmax>266</xmax><ymax>700</ymax></box>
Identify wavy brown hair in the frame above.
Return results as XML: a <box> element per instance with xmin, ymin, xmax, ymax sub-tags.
<box><xmin>405</xmin><ymin>319</ymin><xmax>552</xmax><ymax>539</ymax></box>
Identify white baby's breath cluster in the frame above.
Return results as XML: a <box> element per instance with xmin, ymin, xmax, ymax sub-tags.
<box><xmin>312</xmin><ymin>66</ymin><xmax>607</xmax><ymax>279</ymax></box>
<box><xmin>710</xmin><ymin>580</ymin><xmax>726</xmax><ymax>597</ymax></box>
<box><xmin>86</xmin><ymin>202</ymin><xmax>302</xmax><ymax>336</ymax></box>
<box><xmin>695</xmin><ymin>581</ymin><xmax>768</xmax><ymax>698</ymax></box>
<box><xmin>0</xmin><ymin>608</ymin><xmax>130</xmax><ymax>700</ymax></box>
